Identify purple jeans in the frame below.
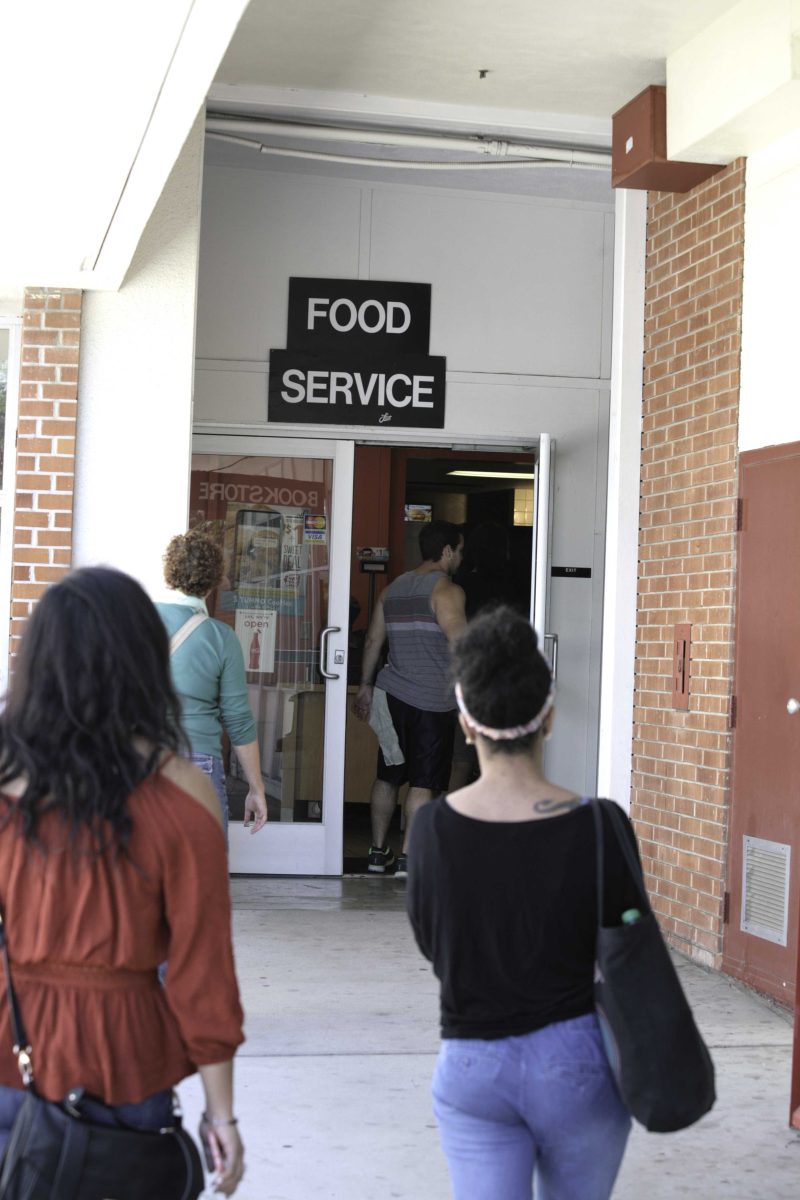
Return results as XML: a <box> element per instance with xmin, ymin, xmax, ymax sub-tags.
<box><xmin>432</xmin><ymin>1013</ymin><xmax>630</xmax><ymax>1200</ymax></box>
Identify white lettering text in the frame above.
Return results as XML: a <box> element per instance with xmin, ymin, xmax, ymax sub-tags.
<box><xmin>386</xmin><ymin>302</ymin><xmax>411</xmax><ymax>334</ymax></box>
<box><xmin>329</xmin><ymin>298</ymin><xmax>357</xmax><ymax>332</ymax></box>
<box><xmin>329</xmin><ymin>371</ymin><xmax>353</xmax><ymax>405</ymax></box>
<box><xmin>412</xmin><ymin>375</ymin><xmax>434</xmax><ymax>408</ymax></box>
<box><xmin>281</xmin><ymin>368</ymin><xmax>305</xmax><ymax>402</ymax></box>
<box><xmin>307</xmin><ymin>298</ymin><xmax>329</xmax><ymax>330</ymax></box>
<box><xmin>304</xmin><ymin>296</ymin><xmax>412</xmax><ymax>335</ymax></box>
<box><xmin>387</xmin><ymin>374</ymin><xmax>412</xmax><ymax>407</ymax></box>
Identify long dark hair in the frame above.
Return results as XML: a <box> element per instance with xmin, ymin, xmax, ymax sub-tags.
<box><xmin>0</xmin><ymin>567</ymin><xmax>186</xmax><ymax>853</ymax></box>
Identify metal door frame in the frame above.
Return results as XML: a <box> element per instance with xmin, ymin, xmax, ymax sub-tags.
<box><xmin>192</xmin><ymin>426</ymin><xmax>557</xmax><ymax>874</ymax></box>
<box><xmin>192</xmin><ymin>433</ymin><xmax>354</xmax><ymax>875</ymax></box>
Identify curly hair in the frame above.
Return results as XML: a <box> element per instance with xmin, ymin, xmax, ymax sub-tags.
<box><xmin>451</xmin><ymin>605</ymin><xmax>552</xmax><ymax>756</ymax></box>
<box><xmin>163</xmin><ymin>530</ymin><xmax>224</xmax><ymax>597</ymax></box>
<box><xmin>0</xmin><ymin>567</ymin><xmax>186</xmax><ymax>853</ymax></box>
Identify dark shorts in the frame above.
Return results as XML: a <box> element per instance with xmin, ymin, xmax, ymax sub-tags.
<box><xmin>377</xmin><ymin>693</ymin><xmax>456</xmax><ymax>793</ymax></box>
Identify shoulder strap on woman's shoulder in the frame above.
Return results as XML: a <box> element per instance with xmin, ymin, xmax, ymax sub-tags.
<box><xmin>169</xmin><ymin>612</ymin><xmax>208</xmax><ymax>656</ymax></box>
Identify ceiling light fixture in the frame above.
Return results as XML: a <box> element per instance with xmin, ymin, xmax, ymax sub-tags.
<box><xmin>447</xmin><ymin>469</ymin><xmax>534</xmax><ymax>480</ymax></box>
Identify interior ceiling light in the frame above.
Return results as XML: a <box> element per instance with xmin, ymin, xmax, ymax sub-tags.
<box><xmin>447</xmin><ymin>469</ymin><xmax>535</xmax><ymax>480</ymax></box>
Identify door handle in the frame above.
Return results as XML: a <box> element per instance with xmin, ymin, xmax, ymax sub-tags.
<box><xmin>788</xmin><ymin>698</ymin><xmax>800</xmax><ymax>715</ymax></box>
<box><xmin>544</xmin><ymin>632</ymin><xmax>558</xmax><ymax>681</ymax></box>
<box><xmin>319</xmin><ymin>626</ymin><xmax>342</xmax><ymax>680</ymax></box>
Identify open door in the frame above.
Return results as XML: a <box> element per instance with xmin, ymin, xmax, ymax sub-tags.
<box><xmin>531</xmin><ymin>433</ymin><xmax>561</xmax><ymax>774</ymax></box>
<box><xmin>191</xmin><ymin>434</ymin><xmax>354</xmax><ymax>875</ymax></box>
<box><xmin>532</xmin><ymin>432</ymin><xmax>553</xmax><ymax>651</ymax></box>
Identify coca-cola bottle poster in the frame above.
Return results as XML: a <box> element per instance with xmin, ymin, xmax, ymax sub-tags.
<box><xmin>234</xmin><ymin>610</ymin><xmax>276</xmax><ymax>674</ymax></box>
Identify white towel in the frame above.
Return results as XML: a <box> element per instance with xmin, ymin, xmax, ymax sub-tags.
<box><xmin>368</xmin><ymin>687</ymin><xmax>405</xmax><ymax>766</ymax></box>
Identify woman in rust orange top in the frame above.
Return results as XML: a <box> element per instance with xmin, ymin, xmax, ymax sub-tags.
<box><xmin>0</xmin><ymin>567</ymin><xmax>246</xmax><ymax>1196</ymax></box>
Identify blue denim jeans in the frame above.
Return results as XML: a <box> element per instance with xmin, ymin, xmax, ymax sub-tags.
<box><xmin>432</xmin><ymin>1013</ymin><xmax>631</xmax><ymax>1200</ymax></box>
<box><xmin>0</xmin><ymin>1084</ymin><xmax>174</xmax><ymax>1158</ymax></box>
<box><xmin>188</xmin><ymin>752</ymin><xmax>229</xmax><ymax>845</ymax></box>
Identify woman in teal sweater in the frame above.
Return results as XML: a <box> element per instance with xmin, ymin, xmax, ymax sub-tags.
<box><xmin>157</xmin><ymin>531</ymin><xmax>268</xmax><ymax>840</ymax></box>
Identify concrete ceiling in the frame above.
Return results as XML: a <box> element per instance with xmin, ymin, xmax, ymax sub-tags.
<box><xmin>216</xmin><ymin>0</ymin><xmax>739</xmax><ymax>120</ymax></box>
<box><xmin>208</xmin><ymin>0</ymin><xmax>742</xmax><ymax>205</ymax></box>
<box><xmin>0</xmin><ymin>0</ymin><xmax>750</xmax><ymax>299</ymax></box>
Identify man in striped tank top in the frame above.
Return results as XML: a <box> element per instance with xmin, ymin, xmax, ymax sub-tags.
<box><xmin>353</xmin><ymin>521</ymin><xmax>466</xmax><ymax>877</ymax></box>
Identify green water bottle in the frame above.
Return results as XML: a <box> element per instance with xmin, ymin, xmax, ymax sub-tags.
<box><xmin>621</xmin><ymin>908</ymin><xmax>642</xmax><ymax>925</ymax></box>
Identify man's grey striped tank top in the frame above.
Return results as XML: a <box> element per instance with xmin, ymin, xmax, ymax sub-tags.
<box><xmin>376</xmin><ymin>569</ymin><xmax>455</xmax><ymax>712</ymax></box>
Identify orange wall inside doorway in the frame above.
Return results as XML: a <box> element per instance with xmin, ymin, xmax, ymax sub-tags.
<box><xmin>351</xmin><ymin>447</ymin><xmax>392</xmax><ymax>629</ymax></box>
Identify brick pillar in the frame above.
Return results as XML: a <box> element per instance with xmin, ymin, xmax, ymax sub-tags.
<box><xmin>631</xmin><ymin>160</ymin><xmax>745</xmax><ymax>969</ymax></box>
<box><xmin>10</xmin><ymin>288</ymin><xmax>81</xmax><ymax>656</ymax></box>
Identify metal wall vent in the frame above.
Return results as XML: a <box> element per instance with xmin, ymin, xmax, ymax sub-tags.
<box><xmin>741</xmin><ymin>836</ymin><xmax>791</xmax><ymax>946</ymax></box>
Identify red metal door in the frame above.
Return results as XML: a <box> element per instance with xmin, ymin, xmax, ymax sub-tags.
<box><xmin>724</xmin><ymin>443</ymin><xmax>800</xmax><ymax>1020</ymax></box>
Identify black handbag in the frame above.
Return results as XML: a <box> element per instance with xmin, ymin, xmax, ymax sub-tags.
<box><xmin>591</xmin><ymin>799</ymin><xmax>716</xmax><ymax>1133</ymax></box>
<box><xmin>0</xmin><ymin>911</ymin><xmax>204</xmax><ymax>1200</ymax></box>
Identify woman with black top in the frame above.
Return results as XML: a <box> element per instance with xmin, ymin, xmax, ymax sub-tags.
<box><xmin>407</xmin><ymin>606</ymin><xmax>638</xmax><ymax>1200</ymax></box>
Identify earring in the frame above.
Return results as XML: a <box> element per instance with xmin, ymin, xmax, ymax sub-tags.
<box><xmin>465</xmin><ymin>736</ymin><xmax>474</xmax><ymax>746</ymax></box>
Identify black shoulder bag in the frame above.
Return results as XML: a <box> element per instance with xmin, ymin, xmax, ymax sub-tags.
<box><xmin>591</xmin><ymin>799</ymin><xmax>716</xmax><ymax>1133</ymax></box>
<box><xmin>0</xmin><ymin>910</ymin><xmax>204</xmax><ymax>1200</ymax></box>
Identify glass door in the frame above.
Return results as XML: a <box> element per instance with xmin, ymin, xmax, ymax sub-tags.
<box><xmin>530</xmin><ymin>433</ymin><xmax>558</xmax><ymax>768</ymax></box>
<box><xmin>191</xmin><ymin>435</ymin><xmax>354</xmax><ymax>875</ymax></box>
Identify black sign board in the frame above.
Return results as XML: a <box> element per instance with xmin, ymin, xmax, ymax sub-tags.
<box><xmin>551</xmin><ymin>566</ymin><xmax>592</xmax><ymax>578</ymax></box>
<box><xmin>268</xmin><ymin>351</ymin><xmax>446</xmax><ymax>429</ymax></box>
<box><xmin>287</xmin><ymin>278</ymin><xmax>431</xmax><ymax>357</ymax></box>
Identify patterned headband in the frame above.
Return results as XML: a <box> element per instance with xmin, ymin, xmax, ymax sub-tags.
<box><xmin>454</xmin><ymin>679</ymin><xmax>555</xmax><ymax>741</ymax></box>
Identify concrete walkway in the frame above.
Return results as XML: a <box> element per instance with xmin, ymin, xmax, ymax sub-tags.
<box><xmin>177</xmin><ymin>878</ymin><xmax>800</xmax><ymax>1199</ymax></box>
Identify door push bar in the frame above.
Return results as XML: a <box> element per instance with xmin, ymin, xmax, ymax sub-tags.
<box><xmin>319</xmin><ymin>625</ymin><xmax>342</xmax><ymax>680</ymax></box>
<box><xmin>543</xmin><ymin>632</ymin><xmax>558</xmax><ymax>681</ymax></box>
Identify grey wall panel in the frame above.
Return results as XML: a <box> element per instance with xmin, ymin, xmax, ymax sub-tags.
<box><xmin>194</xmin><ymin>362</ymin><xmax>267</xmax><ymax>423</ymax></box>
<box><xmin>369</xmin><ymin>188</ymin><xmax>607</xmax><ymax>378</ymax></box>
<box><xmin>545</xmin><ymin>578</ymin><xmax>594</xmax><ymax>795</ymax></box>
<box><xmin>196</xmin><ymin>168</ymin><xmax>611</xmax><ymax>381</ymax></box>
<box><xmin>196</xmin><ymin>167</ymin><xmax>363</xmax><ymax>362</ymax></box>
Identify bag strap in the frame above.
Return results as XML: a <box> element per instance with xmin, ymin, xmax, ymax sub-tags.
<box><xmin>590</xmin><ymin>799</ymin><xmax>606</xmax><ymax>923</ymax></box>
<box><xmin>0</xmin><ymin>909</ymin><xmax>34</xmax><ymax>1086</ymax></box>
<box><xmin>590</xmin><ymin>799</ymin><xmax>650</xmax><ymax>929</ymax></box>
<box><xmin>169</xmin><ymin>612</ymin><xmax>208</xmax><ymax>657</ymax></box>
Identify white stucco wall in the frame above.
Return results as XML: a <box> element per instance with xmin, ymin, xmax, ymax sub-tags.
<box><xmin>667</xmin><ymin>0</ymin><xmax>798</xmax><ymax>164</ymax></box>
<box><xmin>0</xmin><ymin>287</ymin><xmax>24</xmax><ymax>316</ymax></box>
<box><xmin>739</xmin><ymin>132</ymin><xmax>800</xmax><ymax>453</ymax></box>
<box><xmin>73</xmin><ymin>113</ymin><xmax>205</xmax><ymax>595</ymax></box>
<box><xmin>597</xmin><ymin>189</ymin><xmax>646</xmax><ymax>811</ymax></box>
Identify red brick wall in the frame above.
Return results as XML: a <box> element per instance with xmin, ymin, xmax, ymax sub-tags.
<box><xmin>632</xmin><ymin>160</ymin><xmax>745</xmax><ymax>968</ymax></box>
<box><xmin>10</xmin><ymin>288</ymin><xmax>80</xmax><ymax>656</ymax></box>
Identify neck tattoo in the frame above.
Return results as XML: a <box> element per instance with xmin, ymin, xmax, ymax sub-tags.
<box><xmin>533</xmin><ymin>797</ymin><xmax>580</xmax><ymax>815</ymax></box>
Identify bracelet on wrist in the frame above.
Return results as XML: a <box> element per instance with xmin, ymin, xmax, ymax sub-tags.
<box><xmin>201</xmin><ymin>1111</ymin><xmax>238</xmax><ymax>1128</ymax></box>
